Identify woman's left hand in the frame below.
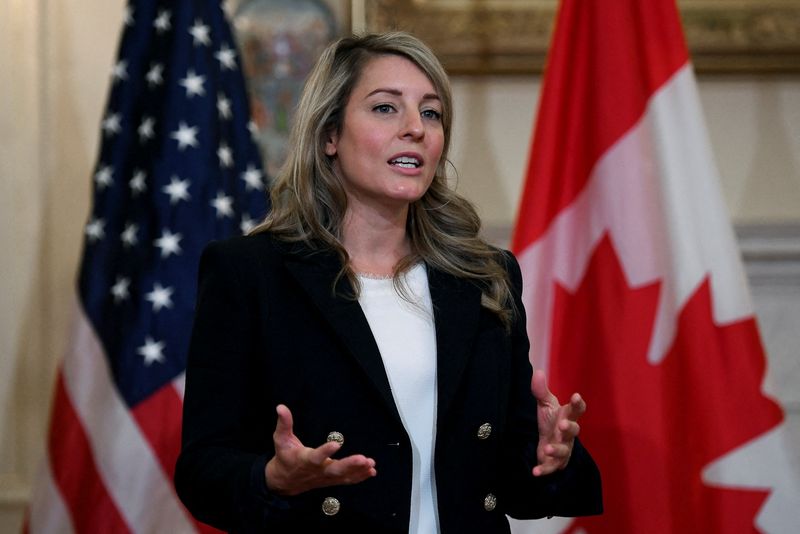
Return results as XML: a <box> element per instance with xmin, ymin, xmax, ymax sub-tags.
<box><xmin>530</xmin><ymin>369</ymin><xmax>586</xmax><ymax>476</ymax></box>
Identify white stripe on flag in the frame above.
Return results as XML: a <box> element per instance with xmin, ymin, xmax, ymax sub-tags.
<box><xmin>61</xmin><ymin>300</ymin><xmax>196</xmax><ymax>533</ymax></box>
<box><xmin>27</xmin><ymin>459</ymin><xmax>76</xmax><ymax>534</ymax></box>
<box><xmin>172</xmin><ymin>372</ymin><xmax>186</xmax><ymax>401</ymax></box>
<box><xmin>518</xmin><ymin>64</ymin><xmax>753</xmax><ymax>371</ymax></box>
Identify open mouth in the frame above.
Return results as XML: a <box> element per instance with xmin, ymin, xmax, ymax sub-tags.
<box><xmin>389</xmin><ymin>156</ymin><xmax>421</xmax><ymax>169</ymax></box>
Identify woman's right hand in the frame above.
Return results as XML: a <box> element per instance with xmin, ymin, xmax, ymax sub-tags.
<box><xmin>265</xmin><ymin>404</ymin><xmax>377</xmax><ymax>496</ymax></box>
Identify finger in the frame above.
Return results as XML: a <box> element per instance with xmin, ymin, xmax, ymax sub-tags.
<box><xmin>324</xmin><ymin>455</ymin><xmax>378</xmax><ymax>483</ymax></box>
<box><xmin>533</xmin><ymin>447</ymin><xmax>572</xmax><ymax>477</ymax></box>
<box><xmin>533</xmin><ymin>463</ymin><xmax>557</xmax><ymax>477</ymax></box>
<box><xmin>558</xmin><ymin>419</ymin><xmax>580</xmax><ymax>439</ymax></box>
<box><xmin>531</xmin><ymin>370</ymin><xmax>558</xmax><ymax>406</ymax></box>
<box><xmin>339</xmin><ymin>465</ymin><xmax>377</xmax><ymax>484</ymax></box>
<box><xmin>273</xmin><ymin>404</ymin><xmax>294</xmax><ymax>440</ymax></box>
<box><xmin>303</xmin><ymin>440</ymin><xmax>342</xmax><ymax>466</ymax></box>
<box><xmin>542</xmin><ymin>443</ymin><xmax>572</xmax><ymax>460</ymax></box>
<box><xmin>564</xmin><ymin>393</ymin><xmax>587</xmax><ymax>421</ymax></box>
<box><xmin>326</xmin><ymin>454</ymin><xmax>375</xmax><ymax>474</ymax></box>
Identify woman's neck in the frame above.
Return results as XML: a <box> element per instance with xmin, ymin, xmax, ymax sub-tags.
<box><xmin>342</xmin><ymin>203</ymin><xmax>411</xmax><ymax>276</ymax></box>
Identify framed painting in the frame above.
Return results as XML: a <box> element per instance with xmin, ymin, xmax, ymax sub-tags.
<box><xmin>360</xmin><ymin>0</ymin><xmax>800</xmax><ymax>74</ymax></box>
<box><xmin>229</xmin><ymin>0</ymin><xmax>350</xmax><ymax>178</ymax></box>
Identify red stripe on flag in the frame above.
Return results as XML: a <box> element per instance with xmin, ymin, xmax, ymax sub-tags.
<box><xmin>48</xmin><ymin>371</ymin><xmax>130</xmax><ymax>533</ymax></box>
<box><xmin>131</xmin><ymin>383</ymin><xmax>223</xmax><ymax>534</ymax></box>
<box><xmin>131</xmin><ymin>382</ymin><xmax>184</xmax><ymax>480</ymax></box>
<box><xmin>512</xmin><ymin>0</ymin><xmax>689</xmax><ymax>252</ymax></box>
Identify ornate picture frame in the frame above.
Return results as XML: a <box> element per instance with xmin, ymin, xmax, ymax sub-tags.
<box><xmin>361</xmin><ymin>0</ymin><xmax>800</xmax><ymax>74</ymax></box>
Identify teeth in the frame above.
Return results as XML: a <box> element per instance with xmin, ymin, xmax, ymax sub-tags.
<box><xmin>390</xmin><ymin>156</ymin><xmax>420</xmax><ymax>167</ymax></box>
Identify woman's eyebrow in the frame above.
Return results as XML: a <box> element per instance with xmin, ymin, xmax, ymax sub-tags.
<box><xmin>365</xmin><ymin>88</ymin><xmax>440</xmax><ymax>101</ymax></box>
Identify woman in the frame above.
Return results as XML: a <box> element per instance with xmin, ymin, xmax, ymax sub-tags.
<box><xmin>175</xmin><ymin>32</ymin><xmax>602</xmax><ymax>533</ymax></box>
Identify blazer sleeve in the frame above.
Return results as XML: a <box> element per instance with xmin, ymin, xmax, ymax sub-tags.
<box><xmin>498</xmin><ymin>251</ymin><xmax>603</xmax><ymax>519</ymax></box>
<box><xmin>174</xmin><ymin>240</ymin><xmax>292</xmax><ymax>532</ymax></box>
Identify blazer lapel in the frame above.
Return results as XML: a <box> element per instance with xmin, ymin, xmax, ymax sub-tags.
<box><xmin>282</xmin><ymin>242</ymin><xmax>483</xmax><ymax>425</ymax></box>
<box><xmin>282</xmin><ymin>245</ymin><xmax>402</xmax><ymax>424</ymax></box>
<box><xmin>427</xmin><ymin>266</ymin><xmax>482</xmax><ymax>420</ymax></box>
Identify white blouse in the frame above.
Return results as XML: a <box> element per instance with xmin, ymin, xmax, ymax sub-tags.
<box><xmin>357</xmin><ymin>264</ymin><xmax>440</xmax><ymax>534</ymax></box>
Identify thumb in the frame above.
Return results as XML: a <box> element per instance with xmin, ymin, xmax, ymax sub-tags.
<box><xmin>273</xmin><ymin>404</ymin><xmax>294</xmax><ymax>442</ymax></box>
<box><xmin>531</xmin><ymin>370</ymin><xmax>556</xmax><ymax>406</ymax></box>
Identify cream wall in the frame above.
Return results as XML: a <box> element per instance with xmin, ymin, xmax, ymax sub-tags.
<box><xmin>449</xmin><ymin>75</ymin><xmax>800</xmax><ymax>230</ymax></box>
<box><xmin>1</xmin><ymin>0</ymin><xmax>799</xmax><ymax>530</ymax></box>
<box><xmin>0</xmin><ymin>0</ymin><xmax>125</xmax><ymax>528</ymax></box>
<box><xmin>1</xmin><ymin>0</ymin><xmax>45</xmax><ymax>520</ymax></box>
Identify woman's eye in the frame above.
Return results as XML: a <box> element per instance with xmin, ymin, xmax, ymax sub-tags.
<box><xmin>373</xmin><ymin>104</ymin><xmax>395</xmax><ymax>114</ymax></box>
<box><xmin>421</xmin><ymin>109</ymin><xmax>442</xmax><ymax>120</ymax></box>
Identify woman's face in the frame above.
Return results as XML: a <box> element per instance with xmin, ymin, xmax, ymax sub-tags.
<box><xmin>325</xmin><ymin>54</ymin><xmax>445</xmax><ymax>212</ymax></box>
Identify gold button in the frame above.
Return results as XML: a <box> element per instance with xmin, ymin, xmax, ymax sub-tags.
<box><xmin>326</xmin><ymin>431</ymin><xmax>344</xmax><ymax>445</ymax></box>
<box><xmin>484</xmin><ymin>493</ymin><xmax>497</xmax><ymax>511</ymax></box>
<box><xmin>477</xmin><ymin>423</ymin><xmax>492</xmax><ymax>439</ymax></box>
<box><xmin>322</xmin><ymin>496</ymin><xmax>340</xmax><ymax>516</ymax></box>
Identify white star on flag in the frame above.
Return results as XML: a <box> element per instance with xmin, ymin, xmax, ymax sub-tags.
<box><xmin>218</xmin><ymin>143</ymin><xmax>233</xmax><ymax>168</ymax></box>
<box><xmin>110</xmin><ymin>276</ymin><xmax>131</xmax><ymax>303</ymax></box>
<box><xmin>121</xmin><ymin>222</ymin><xmax>138</xmax><ymax>247</ymax></box>
<box><xmin>102</xmin><ymin>113</ymin><xmax>122</xmax><ymax>137</ymax></box>
<box><xmin>211</xmin><ymin>192</ymin><xmax>234</xmax><ymax>218</ymax></box>
<box><xmin>241</xmin><ymin>164</ymin><xmax>263</xmax><ymax>191</ymax></box>
<box><xmin>112</xmin><ymin>60</ymin><xmax>128</xmax><ymax>82</ymax></box>
<box><xmin>189</xmin><ymin>19</ymin><xmax>211</xmax><ymax>46</ymax></box>
<box><xmin>146</xmin><ymin>63</ymin><xmax>164</xmax><ymax>87</ymax></box>
<box><xmin>154</xmin><ymin>229</ymin><xmax>182</xmax><ymax>258</ymax></box>
<box><xmin>179</xmin><ymin>70</ymin><xmax>206</xmax><ymax>98</ymax></box>
<box><xmin>123</xmin><ymin>5</ymin><xmax>134</xmax><ymax>26</ymax></box>
<box><xmin>154</xmin><ymin>9</ymin><xmax>171</xmax><ymax>33</ymax></box>
<box><xmin>138</xmin><ymin>117</ymin><xmax>155</xmax><ymax>141</ymax></box>
<box><xmin>85</xmin><ymin>217</ymin><xmax>105</xmax><ymax>242</ymax></box>
<box><xmin>145</xmin><ymin>283</ymin><xmax>174</xmax><ymax>312</ymax></box>
<box><xmin>215</xmin><ymin>44</ymin><xmax>237</xmax><ymax>70</ymax></box>
<box><xmin>240</xmin><ymin>214</ymin><xmax>256</xmax><ymax>234</ymax></box>
<box><xmin>162</xmin><ymin>176</ymin><xmax>191</xmax><ymax>204</ymax></box>
<box><xmin>217</xmin><ymin>93</ymin><xmax>232</xmax><ymax>120</ymax></box>
<box><xmin>247</xmin><ymin>120</ymin><xmax>259</xmax><ymax>141</ymax></box>
<box><xmin>137</xmin><ymin>336</ymin><xmax>166</xmax><ymax>366</ymax></box>
<box><xmin>171</xmin><ymin>122</ymin><xmax>199</xmax><ymax>150</ymax></box>
<box><xmin>94</xmin><ymin>165</ymin><xmax>114</xmax><ymax>189</ymax></box>
<box><xmin>129</xmin><ymin>170</ymin><xmax>146</xmax><ymax>195</ymax></box>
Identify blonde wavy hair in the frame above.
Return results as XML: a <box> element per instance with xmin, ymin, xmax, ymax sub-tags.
<box><xmin>252</xmin><ymin>32</ymin><xmax>515</xmax><ymax>327</ymax></box>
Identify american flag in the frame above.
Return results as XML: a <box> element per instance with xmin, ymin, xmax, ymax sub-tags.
<box><xmin>26</xmin><ymin>1</ymin><xmax>268</xmax><ymax>531</ymax></box>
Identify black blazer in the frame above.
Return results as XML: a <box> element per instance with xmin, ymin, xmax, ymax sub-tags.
<box><xmin>175</xmin><ymin>232</ymin><xmax>601</xmax><ymax>533</ymax></box>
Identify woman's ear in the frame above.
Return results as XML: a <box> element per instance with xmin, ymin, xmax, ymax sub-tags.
<box><xmin>324</xmin><ymin>130</ymin><xmax>338</xmax><ymax>157</ymax></box>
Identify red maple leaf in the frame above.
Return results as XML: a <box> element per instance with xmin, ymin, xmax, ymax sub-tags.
<box><xmin>547</xmin><ymin>235</ymin><xmax>783</xmax><ymax>533</ymax></box>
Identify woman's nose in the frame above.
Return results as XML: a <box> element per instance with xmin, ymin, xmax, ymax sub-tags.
<box><xmin>401</xmin><ymin>113</ymin><xmax>424</xmax><ymax>140</ymax></box>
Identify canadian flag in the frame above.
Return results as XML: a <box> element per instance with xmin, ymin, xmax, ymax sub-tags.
<box><xmin>510</xmin><ymin>0</ymin><xmax>798</xmax><ymax>532</ymax></box>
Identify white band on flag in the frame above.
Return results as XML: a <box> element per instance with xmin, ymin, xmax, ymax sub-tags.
<box><xmin>703</xmin><ymin>422</ymin><xmax>800</xmax><ymax>533</ymax></box>
<box><xmin>518</xmin><ymin>64</ymin><xmax>753</xmax><ymax>370</ymax></box>
<box><xmin>61</xmin><ymin>300</ymin><xmax>196</xmax><ymax>533</ymax></box>
<box><xmin>172</xmin><ymin>372</ymin><xmax>186</xmax><ymax>401</ymax></box>
<box><xmin>27</xmin><ymin>459</ymin><xmax>75</xmax><ymax>534</ymax></box>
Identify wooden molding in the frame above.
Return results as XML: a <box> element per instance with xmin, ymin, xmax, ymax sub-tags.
<box><xmin>365</xmin><ymin>0</ymin><xmax>800</xmax><ymax>74</ymax></box>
